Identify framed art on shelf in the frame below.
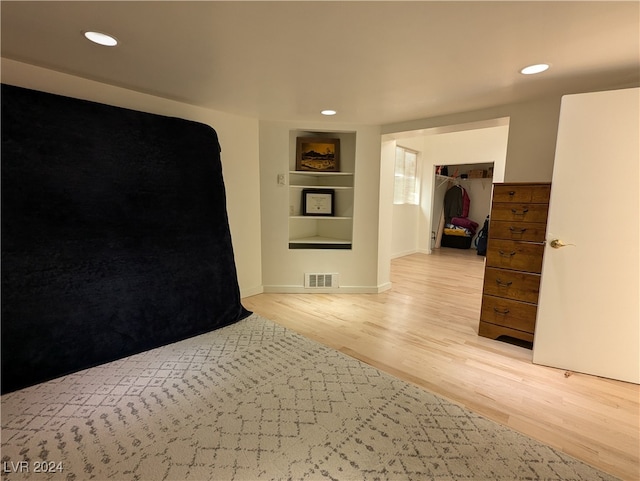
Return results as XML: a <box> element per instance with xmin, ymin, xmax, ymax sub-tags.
<box><xmin>296</xmin><ymin>137</ymin><xmax>340</xmax><ymax>172</ymax></box>
<box><xmin>302</xmin><ymin>189</ymin><xmax>335</xmax><ymax>216</ymax></box>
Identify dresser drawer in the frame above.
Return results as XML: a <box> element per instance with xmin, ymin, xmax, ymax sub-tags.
<box><xmin>486</xmin><ymin>239</ymin><xmax>545</xmax><ymax>272</ymax></box>
<box><xmin>489</xmin><ymin>220</ymin><xmax>547</xmax><ymax>242</ymax></box>
<box><xmin>490</xmin><ymin>203</ymin><xmax>549</xmax><ymax>223</ymax></box>
<box><xmin>480</xmin><ymin>295</ymin><xmax>537</xmax><ymax>333</ymax></box>
<box><xmin>478</xmin><ymin>321</ymin><xmax>534</xmax><ymax>344</ymax></box>
<box><xmin>493</xmin><ymin>184</ymin><xmax>551</xmax><ymax>204</ymax></box>
<box><xmin>483</xmin><ymin>267</ymin><xmax>541</xmax><ymax>304</ymax></box>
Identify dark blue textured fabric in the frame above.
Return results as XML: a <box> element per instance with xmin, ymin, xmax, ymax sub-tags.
<box><xmin>1</xmin><ymin>84</ymin><xmax>250</xmax><ymax>393</ymax></box>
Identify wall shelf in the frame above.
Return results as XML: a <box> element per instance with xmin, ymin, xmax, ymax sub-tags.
<box><xmin>289</xmin><ymin>216</ymin><xmax>353</xmax><ymax>220</ymax></box>
<box><xmin>288</xmin><ymin>236</ymin><xmax>352</xmax><ymax>250</ymax></box>
<box><xmin>290</xmin><ymin>185</ymin><xmax>353</xmax><ymax>190</ymax></box>
<box><xmin>289</xmin><ymin>171</ymin><xmax>353</xmax><ymax>176</ymax></box>
<box><xmin>288</xmin><ymin>133</ymin><xmax>356</xmax><ymax>250</ymax></box>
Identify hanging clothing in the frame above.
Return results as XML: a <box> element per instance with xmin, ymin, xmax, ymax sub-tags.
<box><xmin>441</xmin><ymin>184</ymin><xmax>478</xmax><ymax>250</ymax></box>
<box><xmin>461</xmin><ymin>187</ymin><xmax>470</xmax><ymax>218</ymax></box>
<box><xmin>443</xmin><ymin>185</ymin><xmax>463</xmax><ymax>223</ymax></box>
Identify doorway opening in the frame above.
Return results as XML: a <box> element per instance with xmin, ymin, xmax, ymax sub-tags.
<box><xmin>381</xmin><ymin>117</ymin><xmax>509</xmax><ymax>260</ymax></box>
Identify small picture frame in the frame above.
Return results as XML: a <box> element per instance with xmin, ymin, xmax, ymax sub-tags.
<box><xmin>302</xmin><ymin>189</ymin><xmax>335</xmax><ymax>216</ymax></box>
<box><xmin>296</xmin><ymin>137</ymin><xmax>340</xmax><ymax>172</ymax></box>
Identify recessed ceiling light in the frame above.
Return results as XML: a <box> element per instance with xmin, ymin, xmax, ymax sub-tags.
<box><xmin>520</xmin><ymin>64</ymin><xmax>550</xmax><ymax>75</ymax></box>
<box><xmin>321</xmin><ymin>110</ymin><xmax>337</xmax><ymax>116</ymax></box>
<box><xmin>83</xmin><ymin>31</ymin><xmax>118</xmax><ymax>47</ymax></box>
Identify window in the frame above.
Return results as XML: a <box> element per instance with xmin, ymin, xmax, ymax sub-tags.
<box><xmin>394</xmin><ymin>145</ymin><xmax>419</xmax><ymax>205</ymax></box>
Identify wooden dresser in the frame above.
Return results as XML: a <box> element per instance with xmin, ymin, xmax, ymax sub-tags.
<box><xmin>479</xmin><ymin>182</ymin><xmax>551</xmax><ymax>345</ymax></box>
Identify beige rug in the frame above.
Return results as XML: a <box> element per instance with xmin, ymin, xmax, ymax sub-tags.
<box><xmin>1</xmin><ymin>314</ymin><xmax>617</xmax><ymax>480</ymax></box>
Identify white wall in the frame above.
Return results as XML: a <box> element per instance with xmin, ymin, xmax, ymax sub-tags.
<box><xmin>258</xmin><ymin>120</ymin><xmax>384</xmax><ymax>293</ymax></box>
<box><xmin>382</xmin><ymin>99</ymin><xmax>562</xmax><ymax>183</ymax></box>
<box><xmin>391</xmin><ymin>205</ymin><xmax>420</xmax><ymax>258</ymax></box>
<box><xmin>1</xmin><ymin>58</ymin><xmax>263</xmax><ymax>298</ymax></box>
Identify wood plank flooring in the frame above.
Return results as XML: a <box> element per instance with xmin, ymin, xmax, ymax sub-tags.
<box><xmin>243</xmin><ymin>249</ymin><xmax>639</xmax><ymax>480</ymax></box>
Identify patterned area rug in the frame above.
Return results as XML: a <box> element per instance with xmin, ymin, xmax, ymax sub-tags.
<box><xmin>1</xmin><ymin>314</ymin><xmax>617</xmax><ymax>480</ymax></box>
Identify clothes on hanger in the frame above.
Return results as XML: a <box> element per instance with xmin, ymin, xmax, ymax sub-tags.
<box><xmin>461</xmin><ymin>186</ymin><xmax>470</xmax><ymax>218</ymax></box>
<box><xmin>443</xmin><ymin>184</ymin><xmax>471</xmax><ymax>223</ymax></box>
<box><xmin>441</xmin><ymin>184</ymin><xmax>478</xmax><ymax>249</ymax></box>
<box><xmin>443</xmin><ymin>184</ymin><xmax>463</xmax><ymax>224</ymax></box>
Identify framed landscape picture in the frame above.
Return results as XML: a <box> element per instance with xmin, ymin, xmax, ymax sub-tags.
<box><xmin>296</xmin><ymin>137</ymin><xmax>340</xmax><ymax>172</ymax></box>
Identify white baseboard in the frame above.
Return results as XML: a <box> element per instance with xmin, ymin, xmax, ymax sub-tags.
<box><xmin>392</xmin><ymin>248</ymin><xmax>434</xmax><ymax>258</ymax></box>
<box><xmin>262</xmin><ymin>283</ymin><xmax>391</xmax><ymax>294</ymax></box>
<box><xmin>240</xmin><ymin>285</ymin><xmax>264</xmax><ymax>298</ymax></box>
<box><xmin>391</xmin><ymin>249</ymin><xmax>418</xmax><ymax>259</ymax></box>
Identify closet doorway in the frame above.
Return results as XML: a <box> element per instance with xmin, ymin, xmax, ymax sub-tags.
<box><xmin>384</xmin><ymin>118</ymin><xmax>509</xmax><ymax>260</ymax></box>
<box><xmin>433</xmin><ymin>163</ymin><xmax>494</xmax><ymax>252</ymax></box>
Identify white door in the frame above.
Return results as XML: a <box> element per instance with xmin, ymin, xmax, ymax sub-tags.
<box><xmin>533</xmin><ymin>88</ymin><xmax>639</xmax><ymax>384</ymax></box>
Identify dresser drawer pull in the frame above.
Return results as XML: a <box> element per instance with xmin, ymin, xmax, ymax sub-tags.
<box><xmin>493</xmin><ymin>307</ymin><xmax>510</xmax><ymax>315</ymax></box>
<box><xmin>498</xmin><ymin>250</ymin><xmax>516</xmax><ymax>258</ymax></box>
<box><xmin>495</xmin><ymin>278</ymin><xmax>513</xmax><ymax>287</ymax></box>
<box><xmin>509</xmin><ymin>226</ymin><xmax>527</xmax><ymax>234</ymax></box>
<box><xmin>511</xmin><ymin>208</ymin><xmax>529</xmax><ymax>216</ymax></box>
<box><xmin>508</xmin><ymin>191</ymin><xmax>516</xmax><ymax>196</ymax></box>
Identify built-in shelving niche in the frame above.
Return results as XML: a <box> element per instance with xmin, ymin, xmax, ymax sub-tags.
<box><xmin>288</xmin><ymin>131</ymin><xmax>356</xmax><ymax>250</ymax></box>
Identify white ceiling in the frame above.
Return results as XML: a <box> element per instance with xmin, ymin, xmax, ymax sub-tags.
<box><xmin>1</xmin><ymin>1</ymin><xmax>638</xmax><ymax>125</ymax></box>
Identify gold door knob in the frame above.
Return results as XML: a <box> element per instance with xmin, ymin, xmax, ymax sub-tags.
<box><xmin>550</xmin><ymin>239</ymin><xmax>575</xmax><ymax>249</ymax></box>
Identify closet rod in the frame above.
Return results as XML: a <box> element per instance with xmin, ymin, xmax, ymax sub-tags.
<box><xmin>435</xmin><ymin>174</ymin><xmax>491</xmax><ymax>189</ymax></box>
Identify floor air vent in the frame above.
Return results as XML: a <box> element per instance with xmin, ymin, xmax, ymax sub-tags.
<box><xmin>305</xmin><ymin>273</ymin><xmax>339</xmax><ymax>289</ymax></box>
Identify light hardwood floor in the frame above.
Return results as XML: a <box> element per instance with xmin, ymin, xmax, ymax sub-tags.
<box><xmin>243</xmin><ymin>249</ymin><xmax>640</xmax><ymax>481</ymax></box>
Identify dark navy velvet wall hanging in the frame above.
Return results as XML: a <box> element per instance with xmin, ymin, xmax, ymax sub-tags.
<box><xmin>1</xmin><ymin>84</ymin><xmax>250</xmax><ymax>394</ymax></box>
